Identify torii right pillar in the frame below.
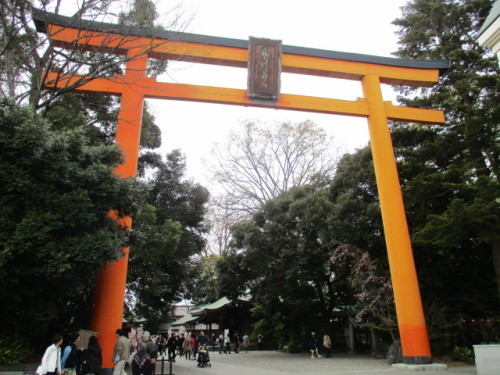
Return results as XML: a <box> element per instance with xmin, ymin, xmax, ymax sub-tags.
<box><xmin>363</xmin><ymin>73</ymin><xmax>431</xmax><ymax>365</ymax></box>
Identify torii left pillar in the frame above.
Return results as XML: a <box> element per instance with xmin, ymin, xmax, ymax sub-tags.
<box><xmin>91</xmin><ymin>48</ymin><xmax>147</xmax><ymax>369</ymax></box>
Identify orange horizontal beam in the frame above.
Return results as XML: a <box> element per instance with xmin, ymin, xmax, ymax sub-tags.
<box><xmin>282</xmin><ymin>55</ymin><xmax>440</xmax><ymax>87</ymax></box>
<box><xmin>44</xmin><ymin>72</ymin><xmax>126</xmax><ymax>95</ymax></box>
<box><xmin>48</xmin><ymin>24</ymin><xmax>152</xmax><ymax>54</ymax></box>
<box><xmin>144</xmin><ymin>81</ymin><xmax>371</xmax><ymax>117</ymax></box>
<box><xmin>44</xmin><ymin>73</ymin><xmax>445</xmax><ymax>124</ymax></box>
<box><xmin>384</xmin><ymin>102</ymin><xmax>445</xmax><ymax>124</ymax></box>
<box><xmin>46</xmin><ymin>24</ymin><xmax>441</xmax><ymax>87</ymax></box>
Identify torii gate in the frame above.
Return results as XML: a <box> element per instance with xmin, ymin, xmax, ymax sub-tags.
<box><xmin>33</xmin><ymin>10</ymin><xmax>449</xmax><ymax>367</ymax></box>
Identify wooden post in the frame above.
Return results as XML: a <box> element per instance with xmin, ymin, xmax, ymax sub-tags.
<box><xmin>362</xmin><ymin>74</ymin><xmax>432</xmax><ymax>364</ymax></box>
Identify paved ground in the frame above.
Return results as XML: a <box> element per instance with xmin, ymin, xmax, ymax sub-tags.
<box><xmin>154</xmin><ymin>351</ymin><xmax>477</xmax><ymax>375</ymax></box>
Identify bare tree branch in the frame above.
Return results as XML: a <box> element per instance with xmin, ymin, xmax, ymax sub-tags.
<box><xmin>205</xmin><ymin>120</ymin><xmax>342</xmax><ymax>253</ymax></box>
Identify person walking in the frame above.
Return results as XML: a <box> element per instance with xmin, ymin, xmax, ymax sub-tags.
<box><xmin>190</xmin><ymin>334</ymin><xmax>197</xmax><ymax>360</ymax></box>
<box><xmin>176</xmin><ymin>334</ymin><xmax>185</xmax><ymax>358</ymax></box>
<box><xmin>156</xmin><ymin>336</ymin><xmax>164</xmax><ymax>358</ymax></box>
<box><xmin>61</xmin><ymin>332</ymin><xmax>80</xmax><ymax>375</ymax></box>
<box><xmin>223</xmin><ymin>334</ymin><xmax>231</xmax><ymax>354</ymax></box>
<box><xmin>197</xmin><ymin>331</ymin><xmax>208</xmax><ymax>348</ymax></box>
<box><xmin>86</xmin><ymin>336</ymin><xmax>102</xmax><ymax>375</ymax></box>
<box><xmin>233</xmin><ymin>333</ymin><xmax>240</xmax><ymax>354</ymax></box>
<box><xmin>323</xmin><ymin>334</ymin><xmax>332</xmax><ymax>358</ymax></box>
<box><xmin>257</xmin><ymin>334</ymin><xmax>264</xmax><ymax>351</ymax></box>
<box><xmin>308</xmin><ymin>332</ymin><xmax>321</xmax><ymax>358</ymax></box>
<box><xmin>113</xmin><ymin>329</ymin><xmax>131</xmax><ymax>375</ymax></box>
<box><xmin>132</xmin><ymin>343</ymin><xmax>151</xmax><ymax>375</ymax></box>
<box><xmin>38</xmin><ymin>333</ymin><xmax>63</xmax><ymax>375</ymax></box>
<box><xmin>166</xmin><ymin>333</ymin><xmax>177</xmax><ymax>362</ymax></box>
<box><xmin>182</xmin><ymin>334</ymin><xmax>192</xmax><ymax>360</ymax></box>
<box><xmin>141</xmin><ymin>331</ymin><xmax>157</xmax><ymax>375</ymax></box>
<box><xmin>217</xmin><ymin>335</ymin><xmax>224</xmax><ymax>354</ymax></box>
<box><xmin>242</xmin><ymin>334</ymin><xmax>250</xmax><ymax>353</ymax></box>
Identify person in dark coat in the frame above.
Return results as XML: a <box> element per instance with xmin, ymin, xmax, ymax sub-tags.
<box><xmin>308</xmin><ymin>332</ymin><xmax>322</xmax><ymax>358</ymax></box>
<box><xmin>87</xmin><ymin>336</ymin><xmax>102</xmax><ymax>375</ymax></box>
<box><xmin>132</xmin><ymin>343</ymin><xmax>151</xmax><ymax>375</ymax></box>
<box><xmin>166</xmin><ymin>333</ymin><xmax>177</xmax><ymax>362</ymax></box>
<box><xmin>233</xmin><ymin>333</ymin><xmax>240</xmax><ymax>353</ymax></box>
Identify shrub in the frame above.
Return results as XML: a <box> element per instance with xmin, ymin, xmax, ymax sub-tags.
<box><xmin>286</xmin><ymin>340</ymin><xmax>301</xmax><ymax>353</ymax></box>
<box><xmin>0</xmin><ymin>336</ymin><xmax>32</xmax><ymax>365</ymax></box>
<box><xmin>452</xmin><ymin>346</ymin><xmax>475</xmax><ymax>364</ymax></box>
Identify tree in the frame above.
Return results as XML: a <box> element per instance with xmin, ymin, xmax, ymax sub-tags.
<box><xmin>227</xmin><ymin>183</ymin><xmax>368</xmax><ymax>344</ymax></box>
<box><xmin>127</xmin><ymin>150</ymin><xmax>209</xmax><ymax>329</ymax></box>
<box><xmin>0</xmin><ymin>100</ymin><xmax>139</xmax><ymax>337</ymax></box>
<box><xmin>392</xmin><ymin>0</ymin><xmax>500</xmax><ymax>305</ymax></box>
<box><xmin>0</xmin><ymin>0</ymin><xmax>184</xmax><ymax>112</ymax></box>
<box><xmin>327</xmin><ymin>139</ymin><xmax>498</xmax><ymax>348</ymax></box>
<box><xmin>126</xmin><ymin>203</ymin><xmax>183</xmax><ymax>331</ymax></box>
<box><xmin>0</xmin><ymin>0</ymin><xmax>206</xmax><ymax>339</ymax></box>
<box><xmin>187</xmin><ymin>253</ymin><xmax>220</xmax><ymax>304</ymax></box>
<box><xmin>206</xmin><ymin>119</ymin><xmax>342</xmax><ymax>256</ymax></box>
<box><xmin>328</xmin><ymin>147</ymin><xmax>385</xmax><ymax>258</ymax></box>
<box><xmin>327</xmin><ymin>148</ymin><xmax>398</xmax><ymax>338</ymax></box>
<box><xmin>209</xmin><ymin>119</ymin><xmax>342</xmax><ymax>217</ymax></box>
<box><xmin>1</xmin><ymin>0</ymin><xmax>121</xmax><ymax>109</ymax></box>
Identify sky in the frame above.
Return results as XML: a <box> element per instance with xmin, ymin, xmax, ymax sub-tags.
<box><xmin>59</xmin><ymin>0</ymin><xmax>410</xmax><ymax>188</ymax></box>
<box><xmin>149</xmin><ymin>0</ymin><xmax>409</xmax><ymax>187</ymax></box>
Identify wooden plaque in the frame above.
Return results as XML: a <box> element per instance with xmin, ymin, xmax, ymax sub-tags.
<box><xmin>247</xmin><ymin>37</ymin><xmax>282</xmax><ymax>100</ymax></box>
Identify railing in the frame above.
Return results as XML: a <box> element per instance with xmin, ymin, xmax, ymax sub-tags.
<box><xmin>156</xmin><ymin>357</ymin><xmax>174</xmax><ymax>375</ymax></box>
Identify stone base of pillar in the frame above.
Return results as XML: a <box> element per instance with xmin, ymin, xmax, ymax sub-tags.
<box><xmin>404</xmin><ymin>356</ymin><xmax>433</xmax><ymax>365</ymax></box>
<box><xmin>392</xmin><ymin>363</ymin><xmax>448</xmax><ymax>371</ymax></box>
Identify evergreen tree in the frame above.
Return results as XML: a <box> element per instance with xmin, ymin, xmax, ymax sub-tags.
<box><xmin>127</xmin><ymin>150</ymin><xmax>209</xmax><ymax>330</ymax></box>
<box><xmin>392</xmin><ymin>0</ymin><xmax>500</xmax><ymax>306</ymax></box>
<box><xmin>228</xmin><ymin>183</ymin><xmax>368</xmax><ymax>344</ymax></box>
<box><xmin>0</xmin><ymin>100</ymin><xmax>139</xmax><ymax>337</ymax></box>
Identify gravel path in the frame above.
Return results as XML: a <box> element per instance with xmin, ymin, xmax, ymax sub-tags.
<box><xmin>154</xmin><ymin>351</ymin><xmax>477</xmax><ymax>375</ymax></box>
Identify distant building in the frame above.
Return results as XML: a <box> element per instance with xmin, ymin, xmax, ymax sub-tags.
<box><xmin>159</xmin><ymin>304</ymin><xmax>218</xmax><ymax>333</ymax></box>
<box><xmin>163</xmin><ymin>297</ymin><xmax>252</xmax><ymax>339</ymax></box>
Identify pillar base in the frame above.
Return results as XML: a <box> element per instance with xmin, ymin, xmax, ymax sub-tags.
<box><xmin>392</xmin><ymin>363</ymin><xmax>448</xmax><ymax>372</ymax></box>
<box><xmin>404</xmin><ymin>356</ymin><xmax>433</xmax><ymax>365</ymax></box>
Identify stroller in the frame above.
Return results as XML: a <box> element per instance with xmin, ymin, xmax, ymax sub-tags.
<box><xmin>197</xmin><ymin>345</ymin><xmax>211</xmax><ymax>368</ymax></box>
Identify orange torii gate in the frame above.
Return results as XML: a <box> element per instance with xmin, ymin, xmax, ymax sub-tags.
<box><xmin>33</xmin><ymin>10</ymin><xmax>449</xmax><ymax>367</ymax></box>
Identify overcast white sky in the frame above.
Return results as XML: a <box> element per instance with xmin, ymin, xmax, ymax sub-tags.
<box><xmin>149</xmin><ymin>0</ymin><xmax>409</xmax><ymax>187</ymax></box>
<box><xmin>59</xmin><ymin>0</ymin><xmax>410</xmax><ymax>188</ymax></box>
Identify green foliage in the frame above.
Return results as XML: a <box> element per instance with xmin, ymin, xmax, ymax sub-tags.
<box><xmin>128</xmin><ymin>150</ymin><xmax>209</xmax><ymax>329</ymax></box>
<box><xmin>118</xmin><ymin>0</ymin><xmax>168</xmax><ymax>77</ymax></box>
<box><xmin>225</xmin><ymin>183</ymin><xmax>373</xmax><ymax>343</ymax></box>
<box><xmin>452</xmin><ymin>346</ymin><xmax>475</xmax><ymax>364</ymax></box>
<box><xmin>392</xmin><ymin>0</ymin><xmax>500</xmax><ymax>318</ymax></box>
<box><xmin>187</xmin><ymin>254</ymin><xmax>220</xmax><ymax>304</ymax></box>
<box><xmin>250</xmin><ymin>306</ymin><xmax>286</xmax><ymax>348</ymax></box>
<box><xmin>0</xmin><ymin>336</ymin><xmax>32</xmax><ymax>365</ymax></box>
<box><xmin>286</xmin><ymin>340</ymin><xmax>301</xmax><ymax>354</ymax></box>
<box><xmin>0</xmin><ymin>100</ymin><xmax>140</xmax><ymax>336</ymax></box>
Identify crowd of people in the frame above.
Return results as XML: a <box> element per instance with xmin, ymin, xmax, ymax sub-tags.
<box><xmin>36</xmin><ymin>329</ymin><xmax>252</xmax><ymax>375</ymax></box>
<box><xmin>36</xmin><ymin>329</ymin><xmax>333</xmax><ymax>375</ymax></box>
<box><xmin>36</xmin><ymin>332</ymin><xmax>102</xmax><ymax>375</ymax></box>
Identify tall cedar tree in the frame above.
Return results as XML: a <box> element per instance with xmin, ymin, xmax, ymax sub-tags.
<box><xmin>391</xmin><ymin>0</ymin><xmax>499</xmax><ymax>306</ymax></box>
